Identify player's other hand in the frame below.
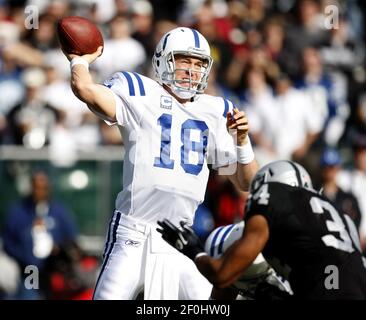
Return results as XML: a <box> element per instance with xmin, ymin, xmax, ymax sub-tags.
<box><xmin>157</xmin><ymin>219</ymin><xmax>205</xmax><ymax>261</ymax></box>
<box><xmin>226</xmin><ymin>108</ymin><xmax>249</xmax><ymax>146</ymax></box>
<box><xmin>63</xmin><ymin>46</ymin><xmax>103</xmax><ymax>63</ymax></box>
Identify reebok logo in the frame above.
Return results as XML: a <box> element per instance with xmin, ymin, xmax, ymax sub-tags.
<box><xmin>125</xmin><ymin>239</ymin><xmax>141</xmax><ymax>247</ymax></box>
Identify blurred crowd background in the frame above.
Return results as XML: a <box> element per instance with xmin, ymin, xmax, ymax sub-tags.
<box><xmin>1</xmin><ymin>0</ymin><xmax>366</xmax><ymax>299</ymax></box>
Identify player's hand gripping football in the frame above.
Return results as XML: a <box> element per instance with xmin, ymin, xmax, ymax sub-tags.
<box><xmin>157</xmin><ymin>220</ymin><xmax>206</xmax><ymax>261</ymax></box>
<box><xmin>63</xmin><ymin>46</ymin><xmax>103</xmax><ymax>63</ymax></box>
<box><xmin>226</xmin><ymin>108</ymin><xmax>249</xmax><ymax>146</ymax></box>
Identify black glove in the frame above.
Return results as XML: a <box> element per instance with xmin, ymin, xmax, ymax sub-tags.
<box><xmin>157</xmin><ymin>219</ymin><xmax>206</xmax><ymax>261</ymax></box>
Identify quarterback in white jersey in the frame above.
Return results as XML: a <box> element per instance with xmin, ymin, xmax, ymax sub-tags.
<box><xmin>64</xmin><ymin>26</ymin><xmax>258</xmax><ymax>300</ymax></box>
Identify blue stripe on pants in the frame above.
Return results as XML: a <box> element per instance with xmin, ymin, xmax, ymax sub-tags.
<box><xmin>92</xmin><ymin>211</ymin><xmax>122</xmax><ymax>299</ymax></box>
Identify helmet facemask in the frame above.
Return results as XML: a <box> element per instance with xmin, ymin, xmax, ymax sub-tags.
<box><xmin>162</xmin><ymin>51</ymin><xmax>213</xmax><ymax>99</ymax></box>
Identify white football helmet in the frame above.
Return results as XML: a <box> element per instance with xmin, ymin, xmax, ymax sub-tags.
<box><xmin>251</xmin><ymin>160</ymin><xmax>314</xmax><ymax>193</ymax></box>
<box><xmin>152</xmin><ymin>27</ymin><xmax>213</xmax><ymax>100</ymax></box>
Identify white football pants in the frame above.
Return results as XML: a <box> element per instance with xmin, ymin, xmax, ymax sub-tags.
<box><xmin>93</xmin><ymin>211</ymin><xmax>212</xmax><ymax>300</ymax></box>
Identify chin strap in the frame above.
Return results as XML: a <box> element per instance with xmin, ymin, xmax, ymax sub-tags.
<box><xmin>170</xmin><ymin>85</ymin><xmax>196</xmax><ymax>100</ymax></box>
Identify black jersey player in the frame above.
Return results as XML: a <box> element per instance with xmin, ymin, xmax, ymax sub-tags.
<box><xmin>158</xmin><ymin>160</ymin><xmax>366</xmax><ymax>299</ymax></box>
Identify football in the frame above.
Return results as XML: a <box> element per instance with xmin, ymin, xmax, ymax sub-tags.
<box><xmin>57</xmin><ymin>16</ymin><xmax>104</xmax><ymax>55</ymax></box>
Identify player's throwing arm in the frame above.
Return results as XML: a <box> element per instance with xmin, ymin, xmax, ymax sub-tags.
<box><xmin>57</xmin><ymin>16</ymin><xmax>116</xmax><ymax>123</ymax></box>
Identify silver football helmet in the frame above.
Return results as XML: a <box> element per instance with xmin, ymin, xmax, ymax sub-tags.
<box><xmin>152</xmin><ymin>27</ymin><xmax>213</xmax><ymax>100</ymax></box>
<box><xmin>251</xmin><ymin>160</ymin><xmax>314</xmax><ymax>193</ymax></box>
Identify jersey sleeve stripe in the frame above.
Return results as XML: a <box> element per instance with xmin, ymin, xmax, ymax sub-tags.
<box><xmin>218</xmin><ymin>224</ymin><xmax>236</xmax><ymax>255</ymax></box>
<box><xmin>132</xmin><ymin>72</ymin><xmax>146</xmax><ymax>96</ymax></box>
<box><xmin>210</xmin><ymin>226</ymin><xmax>225</xmax><ymax>256</ymax></box>
<box><xmin>120</xmin><ymin>71</ymin><xmax>136</xmax><ymax>96</ymax></box>
<box><xmin>223</xmin><ymin>98</ymin><xmax>230</xmax><ymax>117</ymax></box>
<box><xmin>191</xmin><ymin>29</ymin><xmax>200</xmax><ymax>48</ymax></box>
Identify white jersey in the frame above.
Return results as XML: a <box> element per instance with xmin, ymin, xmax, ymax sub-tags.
<box><xmin>104</xmin><ymin>72</ymin><xmax>237</xmax><ymax>226</ymax></box>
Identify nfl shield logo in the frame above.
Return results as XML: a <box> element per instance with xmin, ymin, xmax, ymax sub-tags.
<box><xmin>160</xmin><ymin>96</ymin><xmax>172</xmax><ymax>110</ymax></box>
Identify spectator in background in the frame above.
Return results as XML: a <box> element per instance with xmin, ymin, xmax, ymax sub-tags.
<box><xmin>284</xmin><ymin>0</ymin><xmax>329</xmax><ymax>77</ymax></box>
<box><xmin>0</xmin><ymin>20</ymin><xmax>24</xmax><ymax>139</ymax></box>
<box><xmin>242</xmin><ymin>0</ymin><xmax>268</xmax><ymax>28</ymax></box>
<box><xmin>319</xmin><ymin>148</ymin><xmax>361</xmax><ymax>230</ymax></box>
<box><xmin>214</xmin><ymin>0</ymin><xmax>266</xmax><ymax>54</ymax></box>
<box><xmin>241</xmin><ymin>66</ymin><xmax>277</xmax><ymax>165</ymax></box>
<box><xmin>6</xmin><ymin>67</ymin><xmax>59</xmax><ymax>148</ymax></box>
<box><xmin>93</xmin><ymin>13</ymin><xmax>146</xmax><ymax>80</ymax></box>
<box><xmin>226</xmin><ymin>39</ymin><xmax>280</xmax><ymax>94</ymax></box>
<box><xmin>338</xmin><ymin>0</ymin><xmax>364</xmax><ymax>42</ymax></box>
<box><xmin>23</xmin><ymin>13</ymin><xmax>58</xmax><ymax>52</ymax></box>
<box><xmin>41</xmin><ymin>64</ymin><xmax>102</xmax><ymax>156</ymax></box>
<box><xmin>41</xmin><ymin>64</ymin><xmax>90</xmax><ymax>129</ymax></box>
<box><xmin>130</xmin><ymin>0</ymin><xmax>155</xmax><ymax>61</ymax></box>
<box><xmin>263</xmin><ymin>17</ymin><xmax>294</xmax><ymax>79</ymax></box>
<box><xmin>295</xmin><ymin>46</ymin><xmax>350</xmax><ymax>147</ymax></box>
<box><xmin>263</xmin><ymin>17</ymin><xmax>285</xmax><ymax>61</ymax></box>
<box><xmin>2</xmin><ymin>9</ymin><xmax>52</xmax><ymax>69</ymax></box>
<box><xmin>244</xmin><ymin>70</ymin><xmax>321</xmax><ymax>167</ymax></box>
<box><xmin>43</xmin><ymin>0</ymin><xmax>70</xmax><ymax>21</ymax></box>
<box><xmin>2</xmin><ymin>170</ymin><xmax>78</xmax><ymax>299</ymax></box>
<box><xmin>344</xmin><ymin>93</ymin><xmax>366</xmax><ymax>147</ymax></box>
<box><xmin>320</xmin><ymin>17</ymin><xmax>365</xmax><ymax>75</ymax></box>
<box><xmin>337</xmin><ymin>137</ymin><xmax>366</xmax><ymax>254</ymax></box>
<box><xmin>0</xmin><ymin>49</ymin><xmax>23</xmax><ymax>144</ymax></box>
<box><xmin>194</xmin><ymin>2</ymin><xmax>236</xmax><ymax>88</ymax></box>
<box><xmin>204</xmin><ymin>64</ymin><xmax>239</xmax><ymax>105</ymax></box>
<box><xmin>273</xmin><ymin>73</ymin><xmax>321</xmax><ymax>163</ymax></box>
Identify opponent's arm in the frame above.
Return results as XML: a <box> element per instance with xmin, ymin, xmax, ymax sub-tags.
<box><xmin>63</xmin><ymin>47</ymin><xmax>117</xmax><ymax>122</ymax></box>
<box><xmin>226</xmin><ymin>108</ymin><xmax>259</xmax><ymax>191</ymax></box>
<box><xmin>157</xmin><ymin>215</ymin><xmax>269</xmax><ymax>289</ymax></box>
<box><xmin>195</xmin><ymin>215</ymin><xmax>269</xmax><ymax>288</ymax></box>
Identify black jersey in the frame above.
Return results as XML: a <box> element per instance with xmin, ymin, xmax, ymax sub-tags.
<box><xmin>245</xmin><ymin>182</ymin><xmax>366</xmax><ymax>299</ymax></box>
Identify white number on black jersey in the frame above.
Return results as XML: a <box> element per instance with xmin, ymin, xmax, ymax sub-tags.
<box><xmin>310</xmin><ymin>197</ymin><xmax>366</xmax><ymax>268</ymax></box>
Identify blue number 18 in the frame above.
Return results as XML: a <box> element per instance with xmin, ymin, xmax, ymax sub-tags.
<box><xmin>154</xmin><ymin>113</ymin><xmax>208</xmax><ymax>175</ymax></box>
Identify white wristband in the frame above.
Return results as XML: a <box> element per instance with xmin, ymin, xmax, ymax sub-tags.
<box><xmin>236</xmin><ymin>137</ymin><xmax>255</xmax><ymax>164</ymax></box>
<box><xmin>70</xmin><ymin>57</ymin><xmax>89</xmax><ymax>70</ymax></box>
